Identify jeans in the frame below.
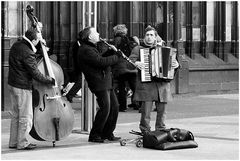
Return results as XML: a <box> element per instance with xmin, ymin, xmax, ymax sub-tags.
<box><xmin>8</xmin><ymin>85</ymin><xmax>33</xmax><ymax>149</ymax></box>
<box><xmin>139</xmin><ymin>101</ymin><xmax>166</xmax><ymax>133</ymax></box>
<box><xmin>89</xmin><ymin>89</ymin><xmax>119</xmax><ymax>139</ymax></box>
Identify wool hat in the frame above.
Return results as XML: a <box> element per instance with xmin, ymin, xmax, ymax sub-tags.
<box><xmin>113</xmin><ymin>24</ymin><xmax>128</xmax><ymax>36</ymax></box>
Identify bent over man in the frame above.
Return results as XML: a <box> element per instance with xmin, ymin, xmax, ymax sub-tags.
<box><xmin>78</xmin><ymin>27</ymin><xmax>121</xmax><ymax>143</ymax></box>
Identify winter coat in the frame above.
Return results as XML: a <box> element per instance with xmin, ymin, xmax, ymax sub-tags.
<box><xmin>112</xmin><ymin>35</ymin><xmax>138</xmax><ymax>78</ymax></box>
<box><xmin>8</xmin><ymin>39</ymin><xmax>53</xmax><ymax>90</ymax></box>
<box><xmin>129</xmin><ymin>43</ymin><xmax>174</xmax><ymax>102</ymax></box>
<box><xmin>77</xmin><ymin>41</ymin><xmax>119</xmax><ymax>92</ymax></box>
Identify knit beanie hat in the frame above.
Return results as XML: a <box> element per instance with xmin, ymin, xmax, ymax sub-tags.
<box><xmin>113</xmin><ymin>24</ymin><xmax>128</xmax><ymax>36</ymax></box>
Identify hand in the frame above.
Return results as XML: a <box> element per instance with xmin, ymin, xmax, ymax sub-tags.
<box><xmin>41</xmin><ymin>38</ymin><xmax>46</xmax><ymax>45</ymax></box>
<box><xmin>45</xmin><ymin>46</ymin><xmax>50</xmax><ymax>52</ymax></box>
<box><xmin>108</xmin><ymin>44</ymin><xmax>117</xmax><ymax>52</ymax></box>
<box><xmin>135</xmin><ymin>61</ymin><xmax>145</xmax><ymax>70</ymax></box>
<box><xmin>51</xmin><ymin>78</ymin><xmax>55</xmax><ymax>85</ymax></box>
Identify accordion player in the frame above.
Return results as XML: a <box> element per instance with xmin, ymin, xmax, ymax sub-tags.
<box><xmin>140</xmin><ymin>46</ymin><xmax>178</xmax><ymax>82</ymax></box>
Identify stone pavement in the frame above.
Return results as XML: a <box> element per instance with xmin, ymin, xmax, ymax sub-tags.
<box><xmin>1</xmin><ymin>93</ymin><xmax>239</xmax><ymax>160</ymax></box>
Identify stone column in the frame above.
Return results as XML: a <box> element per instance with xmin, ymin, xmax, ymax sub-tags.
<box><xmin>186</xmin><ymin>2</ymin><xmax>194</xmax><ymax>59</ymax></box>
<box><xmin>200</xmin><ymin>2</ymin><xmax>208</xmax><ymax>58</ymax></box>
<box><xmin>162</xmin><ymin>2</ymin><xmax>169</xmax><ymax>43</ymax></box>
<box><xmin>173</xmin><ymin>2</ymin><xmax>189</xmax><ymax>94</ymax></box>
<box><xmin>231</xmin><ymin>2</ymin><xmax>239</xmax><ymax>58</ymax></box>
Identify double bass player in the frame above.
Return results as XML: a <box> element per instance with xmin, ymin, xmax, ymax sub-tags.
<box><xmin>8</xmin><ymin>28</ymin><xmax>55</xmax><ymax>150</ymax></box>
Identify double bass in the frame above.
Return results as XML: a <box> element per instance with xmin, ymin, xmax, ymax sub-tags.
<box><xmin>26</xmin><ymin>5</ymin><xmax>74</xmax><ymax>147</ymax></box>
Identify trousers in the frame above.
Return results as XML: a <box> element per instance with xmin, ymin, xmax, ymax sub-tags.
<box><xmin>139</xmin><ymin>101</ymin><xmax>166</xmax><ymax>133</ymax></box>
<box><xmin>89</xmin><ymin>89</ymin><xmax>119</xmax><ymax>138</ymax></box>
<box><xmin>117</xmin><ymin>73</ymin><xmax>137</xmax><ymax>110</ymax></box>
<box><xmin>8</xmin><ymin>85</ymin><xmax>33</xmax><ymax>149</ymax></box>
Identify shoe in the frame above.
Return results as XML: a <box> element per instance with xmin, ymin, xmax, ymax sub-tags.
<box><xmin>88</xmin><ymin>136</ymin><xmax>104</xmax><ymax>143</ymax></box>
<box><xmin>104</xmin><ymin>134</ymin><xmax>121</xmax><ymax>141</ymax></box>
<box><xmin>9</xmin><ymin>146</ymin><xmax>17</xmax><ymax>149</ymax></box>
<box><xmin>108</xmin><ymin>136</ymin><xmax>121</xmax><ymax>141</ymax></box>
<box><xmin>128</xmin><ymin>103</ymin><xmax>137</xmax><ymax>108</ymax></box>
<box><xmin>18</xmin><ymin>143</ymin><xmax>37</xmax><ymax>150</ymax></box>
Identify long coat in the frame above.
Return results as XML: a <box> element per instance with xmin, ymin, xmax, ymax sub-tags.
<box><xmin>129</xmin><ymin>44</ymin><xmax>173</xmax><ymax>103</ymax></box>
<box><xmin>78</xmin><ymin>41</ymin><xmax>119</xmax><ymax>93</ymax></box>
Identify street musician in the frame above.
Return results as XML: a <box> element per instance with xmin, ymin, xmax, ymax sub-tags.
<box><xmin>128</xmin><ymin>25</ymin><xmax>179</xmax><ymax>134</ymax></box>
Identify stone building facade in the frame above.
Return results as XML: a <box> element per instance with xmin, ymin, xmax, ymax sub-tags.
<box><xmin>1</xmin><ymin>1</ymin><xmax>239</xmax><ymax>111</ymax></box>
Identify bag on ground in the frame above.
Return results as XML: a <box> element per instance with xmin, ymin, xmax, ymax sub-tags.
<box><xmin>142</xmin><ymin>128</ymin><xmax>198</xmax><ymax>150</ymax></box>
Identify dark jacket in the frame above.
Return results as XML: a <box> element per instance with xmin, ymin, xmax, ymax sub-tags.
<box><xmin>112</xmin><ymin>34</ymin><xmax>138</xmax><ymax>78</ymax></box>
<box><xmin>8</xmin><ymin>39</ymin><xmax>53</xmax><ymax>90</ymax></box>
<box><xmin>78</xmin><ymin>41</ymin><xmax>119</xmax><ymax>92</ymax></box>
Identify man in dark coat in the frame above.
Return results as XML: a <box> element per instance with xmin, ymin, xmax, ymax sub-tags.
<box><xmin>111</xmin><ymin>24</ymin><xmax>140</xmax><ymax>112</ymax></box>
<box><xmin>8</xmin><ymin>28</ymin><xmax>55</xmax><ymax>150</ymax></box>
<box><xmin>78</xmin><ymin>26</ymin><xmax>121</xmax><ymax>143</ymax></box>
<box><xmin>129</xmin><ymin>25</ymin><xmax>179</xmax><ymax>134</ymax></box>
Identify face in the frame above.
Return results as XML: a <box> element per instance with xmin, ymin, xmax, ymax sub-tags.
<box><xmin>32</xmin><ymin>33</ymin><xmax>41</xmax><ymax>46</ymax></box>
<box><xmin>144</xmin><ymin>30</ymin><xmax>156</xmax><ymax>45</ymax></box>
<box><xmin>89</xmin><ymin>28</ymin><xmax>100</xmax><ymax>44</ymax></box>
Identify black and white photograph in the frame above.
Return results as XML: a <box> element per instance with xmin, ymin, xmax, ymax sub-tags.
<box><xmin>0</xmin><ymin>1</ymin><xmax>239</xmax><ymax>160</ymax></box>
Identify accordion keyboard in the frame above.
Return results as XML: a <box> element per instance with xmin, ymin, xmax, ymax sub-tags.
<box><xmin>140</xmin><ymin>48</ymin><xmax>151</xmax><ymax>82</ymax></box>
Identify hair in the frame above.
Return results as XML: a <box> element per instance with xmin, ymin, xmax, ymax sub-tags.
<box><xmin>80</xmin><ymin>26</ymin><xmax>93</xmax><ymax>42</ymax></box>
<box><xmin>24</xmin><ymin>28</ymin><xmax>38</xmax><ymax>41</ymax></box>
<box><xmin>144</xmin><ymin>25</ymin><xmax>158</xmax><ymax>36</ymax></box>
<box><xmin>113</xmin><ymin>24</ymin><xmax>128</xmax><ymax>36</ymax></box>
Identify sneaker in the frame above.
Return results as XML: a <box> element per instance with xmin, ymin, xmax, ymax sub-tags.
<box><xmin>18</xmin><ymin>143</ymin><xmax>37</xmax><ymax>150</ymax></box>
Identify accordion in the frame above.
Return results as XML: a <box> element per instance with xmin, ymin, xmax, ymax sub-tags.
<box><xmin>140</xmin><ymin>46</ymin><xmax>177</xmax><ymax>82</ymax></box>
